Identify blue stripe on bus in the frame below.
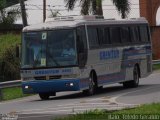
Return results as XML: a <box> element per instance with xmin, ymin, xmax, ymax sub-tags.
<box><xmin>22</xmin><ymin>79</ymin><xmax>80</xmax><ymax>94</ymax></box>
<box><xmin>123</xmin><ymin>46</ymin><xmax>152</xmax><ymax>58</ymax></box>
<box><xmin>97</xmin><ymin>72</ymin><xmax>125</xmax><ymax>85</ymax></box>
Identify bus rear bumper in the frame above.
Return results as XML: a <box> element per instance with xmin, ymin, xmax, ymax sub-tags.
<box><xmin>22</xmin><ymin>79</ymin><xmax>80</xmax><ymax>94</ymax></box>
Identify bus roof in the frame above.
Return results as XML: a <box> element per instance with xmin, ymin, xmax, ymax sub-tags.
<box><xmin>23</xmin><ymin>16</ymin><xmax>148</xmax><ymax>32</ymax></box>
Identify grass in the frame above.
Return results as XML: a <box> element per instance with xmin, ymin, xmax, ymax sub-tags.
<box><xmin>55</xmin><ymin>103</ymin><xmax>160</xmax><ymax>120</ymax></box>
<box><xmin>0</xmin><ymin>87</ymin><xmax>30</xmax><ymax>101</ymax></box>
<box><xmin>153</xmin><ymin>64</ymin><xmax>160</xmax><ymax>70</ymax></box>
<box><xmin>0</xmin><ymin>33</ymin><xmax>21</xmax><ymax>58</ymax></box>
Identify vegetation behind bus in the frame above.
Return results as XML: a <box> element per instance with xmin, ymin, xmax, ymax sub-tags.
<box><xmin>0</xmin><ymin>33</ymin><xmax>20</xmax><ymax>82</ymax></box>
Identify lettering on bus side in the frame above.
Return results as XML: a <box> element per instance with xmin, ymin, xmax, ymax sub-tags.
<box><xmin>100</xmin><ymin>50</ymin><xmax>119</xmax><ymax>60</ymax></box>
<box><xmin>34</xmin><ymin>69</ymin><xmax>72</xmax><ymax>75</ymax></box>
<box><xmin>35</xmin><ymin>70</ymin><xmax>60</xmax><ymax>75</ymax></box>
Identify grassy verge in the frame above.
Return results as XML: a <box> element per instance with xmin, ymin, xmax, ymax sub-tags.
<box><xmin>55</xmin><ymin>103</ymin><xmax>160</xmax><ymax>120</ymax></box>
<box><xmin>153</xmin><ymin>64</ymin><xmax>160</xmax><ymax>71</ymax></box>
<box><xmin>0</xmin><ymin>87</ymin><xmax>31</xmax><ymax>101</ymax></box>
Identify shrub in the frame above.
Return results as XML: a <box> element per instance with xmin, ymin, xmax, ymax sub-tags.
<box><xmin>0</xmin><ymin>45</ymin><xmax>20</xmax><ymax>82</ymax></box>
<box><xmin>0</xmin><ymin>33</ymin><xmax>21</xmax><ymax>82</ymax></box>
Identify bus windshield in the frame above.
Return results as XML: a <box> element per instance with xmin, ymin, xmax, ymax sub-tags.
<box><xmin>21</xmin><ymin>29</ymin><xmax>77</xmax><ymax>68</ymax></box>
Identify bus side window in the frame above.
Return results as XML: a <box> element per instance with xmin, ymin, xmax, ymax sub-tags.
<box><xmin>97</xmin><ymin>27</ymin><xmax>104</xmax><ymax>46</ymax></box>
<box><xmin>130</xmin><ymin>26</ymin><xmax>140</xmax><ymax>43</ymax></box>
<box><xmin>104</xmin><ymin>28</ymin><xmax>111</xmax><ymax>45</ymax></box>
<box><xmin>88</xmin><ymin>27</ymin><xmax>99</xmax><ymax>48</ymax></box>
<box><xmin>77</xmin><ymin>26</ymin><xmax>87</xmax><ymax>53</ymax></box>
<box><xmin>139</xmin><ymin>26</ymin><xmax>149</xmax><ymax>42</ymax></box>
<box><xmin>77</xmin><ymin>26</ymin><xmax>88</xmax><ymax>68</ymax></box>
<box><xmin>98</xmin><ymin>27</ymin><xmax>111</xmax><ymax>45</ymax></box>
<box><xmin>110</xmin><ymin>27</ymin><xmax>121</xmax><ymax>44</ymax></box>
<box><xmin>121</xmin><ymin>27</ymin><xmax>131</xmax><ymax>43</ymax></box>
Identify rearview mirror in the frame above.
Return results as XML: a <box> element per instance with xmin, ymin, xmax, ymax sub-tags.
<box><xmin>16</xmin><ymin>44</ymin><xmax>21</xmax><ymax>58</ymax></box>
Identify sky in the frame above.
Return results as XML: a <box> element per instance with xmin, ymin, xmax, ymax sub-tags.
<box><xmin>9</xmin><ymin>0</ymin><xmax>159</xmax><ymax>26</ymax></box>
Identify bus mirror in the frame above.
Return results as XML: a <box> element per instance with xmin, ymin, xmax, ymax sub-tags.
<box><xmin>16</xmin><ymin>44</ymin><xmax>21</xmax><ymax>58</ymax></box>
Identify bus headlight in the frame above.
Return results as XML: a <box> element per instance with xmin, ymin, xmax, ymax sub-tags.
<box><xmin>25</xmin><ymin>86</ymin><xmax>29</xmax><ymax>89</ymax></box>
<box><xmin>70</xmin><ymin>83</ymin><xmax>74</xmax><ymax>86</ymax></box>
<box><xmin>65</xmin><ymin>82</ymin><xmax>74</xmax><ymax>87</ymax></box>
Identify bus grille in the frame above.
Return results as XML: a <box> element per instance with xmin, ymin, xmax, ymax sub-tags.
<box><xmin>34</xmin><ymin>76</ymin><xmax>46</xmax><ymax>80</ymax></box>
<box><xmin>34</xmin><ymin>75</ymin><xmax>61</xmax><ymax>80</ymax></box>
<box><xmin>49</xmin><ymin>75</ymin><xmax>61</xmax><ymax>79</ymax></box>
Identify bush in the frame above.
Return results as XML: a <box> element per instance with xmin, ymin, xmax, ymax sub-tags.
<box><xmin>0</xmin><ymin>46</ymin><xmax>20</xmax><ymax>82</ymax></box>
<box><xmin>0</xmin><ymin>33</ymin><xmax>21</xmax><ymax>82</ymax></box>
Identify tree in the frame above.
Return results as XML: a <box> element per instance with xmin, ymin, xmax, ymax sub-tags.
<box><xmin>0</xmin><ymin>0</ymin><xmax>21</xmax><ymax>28</ymax></box>
<box><xmin>64</xmin><ymin>0</ymin><xmax>130</xmax><ymax>18</ymax></box>
<box><xmin>48</xmin><ymin>9</ymin><xmax>61</xmax><ymax>18</ymax></box>
<box><xmin>112</xmin><ymin>0</ymin><xmax>130</xmax><ymax>19</ymax></box>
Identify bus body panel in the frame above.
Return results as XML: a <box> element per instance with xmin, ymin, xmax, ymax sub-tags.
<box><xmin>21</xmin><ymin>16</ymin><xmax>152</xmax><ymax>95</ymax></box>
<box><xmin>86</xmin><ymin>44</ymin><xmax>152</xmax><ymax>87</ymax></box>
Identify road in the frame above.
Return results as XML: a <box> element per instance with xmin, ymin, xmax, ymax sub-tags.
<box><xmin>0</xmin><ymin>71</ymin><xmax>160</xmax><ymax>120</ymax></box>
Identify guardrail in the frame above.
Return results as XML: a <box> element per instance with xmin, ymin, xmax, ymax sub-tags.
<box><xmin>0</xmin><ymin>80</ymin><xmax>21</xmax><ymax>100</ymax></box>
<box><xmin>0</xmin><ymin>80</ymin><xmax>21</xmax><ymax>89</ymax></box>
<box><xmin>152</xmin><ymin>60</ymin><xmax>160</xmax><ymax>65</ymax></box>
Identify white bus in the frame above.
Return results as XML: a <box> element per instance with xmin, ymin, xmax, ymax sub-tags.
<box><xmin>21</xmin><ymin>16</ymin><xmax>152</xmax><ymax>100</ymax></box>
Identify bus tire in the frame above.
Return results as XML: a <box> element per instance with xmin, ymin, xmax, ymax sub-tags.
<box><xmin>39</xmin><ymin>93</ymin><xmax>50</xmax><ymax>100</ymax></box>
<box><xmin>123</xmin><ymin>65</ymin><xmax>139</xmax><ymax>88</ymax></box>
<box><xmin>83</xmin><ymin>73</ymin><xmax>96</xmax><ymax>95</ymax></box>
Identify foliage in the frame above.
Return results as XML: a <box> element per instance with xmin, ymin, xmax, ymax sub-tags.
<box><xmin>64</xmin><ymin>0</ymin><xmax>103</xmax><ymax>15</ymax></box>
<box><xmin>48</xmin><ymin>9</ymin><xmax>61</xmax><ymax>18</ymax></box>
<box><xmin>0</xmin><ymin>0</ymin><xmax>21</xmax><ymax>28</ymax></box>
<box><xmin>64</xmin><ymin>0</ymin><xmax>130</xmax><ymax>18</ymax></box>
<box><xmin>5</xmin><ymin>0</ymin><xmax>26</xmax><ymax>7</ymax></box>
<box><xmin>0</xmin><ymin>33</ymin><xmax>20</xmax><ymax>57</ymax></box>
<box><xmin>0</xmin><ymin>33</ymin><xmax>21</xmax><ymax>82</ymax></box>
<box><xmin>111</xmin><ymin>0</ymin><xmax>130</xmax><ymax>18</ymax></box>
<box><xmin>153</xmin><ymin>64</ymin><xmax>160</xmax><ymax>70</ymax></box>
<box><xmin>0</xmin><ymin>46</ymin><xmax>20</xmax><ymax>81</ymax></box>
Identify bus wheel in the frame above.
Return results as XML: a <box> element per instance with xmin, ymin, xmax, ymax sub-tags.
<box><xmin>123</xmin><ymin>65</ymin><xmax>139</xmax><ymax>88</ymax></box>
<box><xmin>83</xmin><ymin>73</ymin><xmax>96</xmax><ymax>95</ymax></box>
<box><xmin>39</xmin><ymin>93</ymin><xmax>50</xmax><ymax>100</ymax></box>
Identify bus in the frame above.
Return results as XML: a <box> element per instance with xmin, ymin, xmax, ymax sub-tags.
<box><xmin>21</xmin><ymin>16</ymin><xmax>152</xmax><ymax>100</ymax></box>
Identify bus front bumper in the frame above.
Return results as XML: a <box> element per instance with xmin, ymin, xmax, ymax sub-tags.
<box><xmin>22</xmin><ymin>79</ymin><xmax>80</xmax><ymax>94</ymax></box>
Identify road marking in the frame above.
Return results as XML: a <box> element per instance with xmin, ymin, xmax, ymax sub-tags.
<box><xmin>18</xmin><ymin>104</ymin><xmax>116</xmax><ymax>113</ymax></box>
<box><xmin>112</xmin><ymin>85</ymin><xmax>160</xmax><ymax>105</ymax></box>
<box><xmin>19</xmin><ymin>105</ymin><xmax>135</xmax><ymax>115</ymax></box>
<box><xmin>0</xmin><ymin>95</ymin><xmax>38</xmax><ymax>105</ymax></box>
<box><xmin>18</xmin><ymin>114</ymin><xmax>68</xmax><ymax>119</ymax></box>
<box><xmin>17</xmin><ymin>99</ymin><xmax>138</xmax><ymax>115</ymax></box>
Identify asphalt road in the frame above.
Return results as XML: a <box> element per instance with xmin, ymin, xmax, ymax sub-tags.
<box><xmin>0</xmin><ymin>71</ymin><xmax>160</xmax><ymax>120</ymax></box>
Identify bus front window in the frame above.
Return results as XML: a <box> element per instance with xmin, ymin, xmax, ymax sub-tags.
<box><xmin>22</xmin><ymin>32</ymin><xmax>47</xmax><ymax>68</ymax></box>
<box><xmin>21</xmin><ymin>29</ymin><xmax>77</xmax><ymax>68</ymax></box>
<box><xmin>47</xmin><ymin>29</ymin><xmax>77</xmax><ymax>67</ymax></box>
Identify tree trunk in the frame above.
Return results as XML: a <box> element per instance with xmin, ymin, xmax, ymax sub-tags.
<box><xmin>19</xmin><ymin>0</ymin><xmax>28</xmax><ymax>27</ymax></box>
<box><xmin>92</xmin><ymin>0</ymin><xmax>97</xmax><ymax>15</ymax></box>
<box><xmin>96</xmin><ymin>0</ymin><xmax>103</xmax><ymax>15</ymax></box>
